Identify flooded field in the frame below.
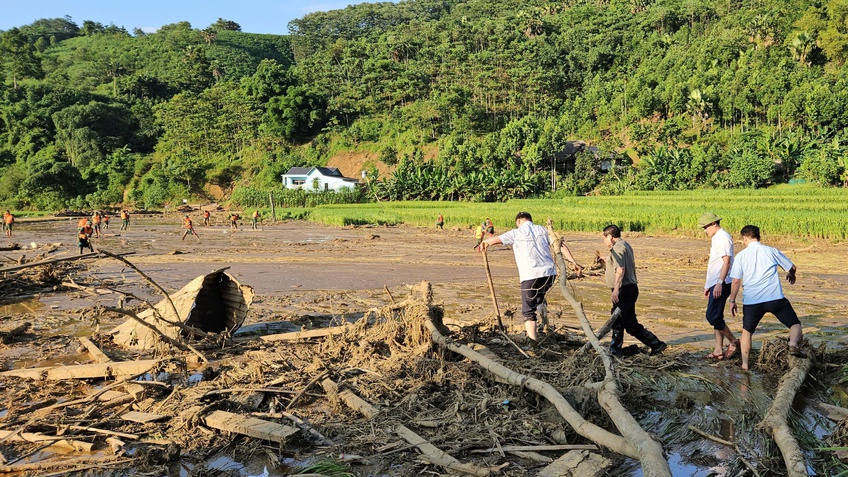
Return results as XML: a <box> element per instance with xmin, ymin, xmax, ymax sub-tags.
<box><xmin>1</xmin><ymin>215</ymin><xmax>847</xmax><ymax>476</ymax></box>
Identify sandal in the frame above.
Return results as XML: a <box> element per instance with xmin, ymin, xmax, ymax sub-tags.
<box><xmin>705</xmin><ymin>351</ymin><xmax>724</xmax><ymax>360</ymax></box>
<box><xmin>788</xmin><ymin>345</ymin><xmax>807</xmax><ymax>358</ymax></box>
<box><xmin>725</xmin><ymin>340</ymin><xmax>739</xmax><ymax>359</ymax></box>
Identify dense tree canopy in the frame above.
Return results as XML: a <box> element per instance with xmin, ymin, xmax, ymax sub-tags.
<box><xmin>1</xmin><ymin>0</ymin><xmax>848</xmax><ymax>209</ymax></box>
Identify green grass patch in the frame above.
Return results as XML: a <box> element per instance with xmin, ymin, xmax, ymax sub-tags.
<box><xmin>297</xmin><ymin>185</ymin><xmax>848</xmax><ymax>239</ymax></box>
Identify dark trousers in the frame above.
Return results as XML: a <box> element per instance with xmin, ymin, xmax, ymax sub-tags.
<box><xmin>611</xmin><ymin>284</ymin><xmax>647</xmax><ymax>337</ymax></box>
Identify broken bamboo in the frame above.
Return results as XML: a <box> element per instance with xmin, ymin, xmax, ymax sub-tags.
<box><xmin>759</xmin><ymin>355</ymin><xmax>813</xmax><ymax>477</ymax></box>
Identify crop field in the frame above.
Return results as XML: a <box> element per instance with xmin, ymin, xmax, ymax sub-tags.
<box><xmin>294</xmin><ymin>185</ymin><xmax>848</xmax><ymax>239</ymax></box>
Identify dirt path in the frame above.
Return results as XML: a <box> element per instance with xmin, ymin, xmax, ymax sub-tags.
<box><xmin>5</xmin><ymin>216</ymin><xmax>847</xmax><ymax>354</ymax></box>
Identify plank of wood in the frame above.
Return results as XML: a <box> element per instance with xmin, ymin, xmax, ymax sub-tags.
<box><xmin>78</xmin><ymin>337</ymin><xmax>112</xmax><ymax>363</ymax></box>
<box><xmin>260</xmin><ymin>325</ymin><xmax>351</xmax><ymax>342</ymax></box>
<box><xmin>0</xmin><ymin>359</ymin><xmax>163</xmax><ymax>380</ymax></box>
<box><xmin>203</xmin><ymin>410</ymin><xmax>297</xmax><ymax>443</ymax></box>
<box><xmin>121</xmin><ymin>411</ymin><xmax>167</xmax><ymax>424</ymax></box>
<box><xmin>0</xmin><ymin>252</ymin><xmax>136</xmax><ymax>273</ymax></box>
<box><xmin>321</xmin><ymin>378</ymin><xmax>380</xmax><ymax>419</ymax></box>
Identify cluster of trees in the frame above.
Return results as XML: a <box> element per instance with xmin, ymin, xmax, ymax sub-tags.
<box><xmin>2</xmin><ymin>0</ymin><xmax>848</xmax><ymax>210</ymax></box>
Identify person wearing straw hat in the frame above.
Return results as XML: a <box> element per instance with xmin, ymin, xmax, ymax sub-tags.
<box><xmin>698</xmin><ymin>212</ymin><xmax>740</xmax><ymax>360</ymax></box>
<box><xmin>728</xmin><ymin>225</ymin><xmax>806</xmax><ymax>371</ymax></box>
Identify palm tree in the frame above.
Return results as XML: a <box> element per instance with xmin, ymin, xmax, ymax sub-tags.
<box><xmin>789</xmin><ymin>32</ymin><xmax>815</xmax><ymax>67</ymax></box>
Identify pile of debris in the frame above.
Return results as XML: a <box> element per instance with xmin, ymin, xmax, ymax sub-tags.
<box><xmin>0</xmin><ymin>251</ymin><xmax>846</xmax><ymax>476</ymax></box>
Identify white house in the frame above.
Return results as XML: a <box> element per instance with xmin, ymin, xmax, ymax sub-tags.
<box><xmin>281</xmin><ymin>167</ymin><xmax>359</xmax><ymax>192</ymax></box>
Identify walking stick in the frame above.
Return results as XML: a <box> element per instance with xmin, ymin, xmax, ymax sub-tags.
<box><xmin>482</xmin><ymin>246</ymin><xmax>505</xmax><ymax>334</ymax></box>
<box><xmin>482</xmin><ymin>245</ymin><xmax>530</xmax><ymax>358</ymax></box>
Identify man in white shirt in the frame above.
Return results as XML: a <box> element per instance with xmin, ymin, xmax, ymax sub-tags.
<box><xmin>698</xmin><ymin>212</ymin><xmax>740</xmax><ymax>360</ymax></box>
<box><xmin>729</xmin><ymin>225</ymin><xmax>806</xmax><ymax>370</ymax></box>
<box><xmin>479</xmin><ymin>212</ymin><xmax>582</xmax><ymax>343</ymax></box>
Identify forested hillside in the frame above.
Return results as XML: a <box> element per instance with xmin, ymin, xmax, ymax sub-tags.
<box><xmin>1</xmin><ymin>0</ymin><xmax>847</xmax><ymax>210</ymax></box>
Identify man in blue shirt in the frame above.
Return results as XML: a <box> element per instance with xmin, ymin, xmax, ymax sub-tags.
<box><xmin>729</xmin><ymin>225</ymin><xmax>806</xmax><ymax>370</ymax></box>
<box><xmin>479</xmin><ymin>212</ymin><xmax>582</xmax><ymax>343</ymax></box>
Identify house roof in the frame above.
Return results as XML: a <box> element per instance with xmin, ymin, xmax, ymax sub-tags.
<box><xmin>283</xmin><ymin>167</ymin><xmax>345</xmax><ymax>178</ymax></box>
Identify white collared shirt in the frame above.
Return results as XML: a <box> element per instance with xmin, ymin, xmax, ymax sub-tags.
<box><xmin>729</xmin><ymin>241</ymin><xmax>794</xmax><ymax>304</ymax></box>
<box><xmin>498</xmin><ymin>221</ymin><xmax>556</xmax><ymax>282</ymax></box>
<box><xmin>705</xmin><ymin>228</ymin><xmax>733</xmax><ymax>290</ymax></box>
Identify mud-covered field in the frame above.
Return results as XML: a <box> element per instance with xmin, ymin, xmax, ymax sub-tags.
<box><xmin>1</xmin><ymin>214</ymin><xmax>848</xmax><ymax>476</ymax></box>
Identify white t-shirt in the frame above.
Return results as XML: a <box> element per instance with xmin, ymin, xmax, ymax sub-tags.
<box><xmin>705</xmin><ymin>228</ymin><xmax>733</xmax><ymax>290</ymax></box>
<box><xmin>498</xmin><ymin>222</ymin><xmax>556</xmax><ymax>282</ymax></box>
<box><xmin>729</xmin><ymin>241</ymin><xmax>794</xmax><ymax>305</ymax></box>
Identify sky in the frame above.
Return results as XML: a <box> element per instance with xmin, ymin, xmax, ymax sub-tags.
<box><xmin>1</xmin><ymin>0</ymin><xmax>391</xmax><ymax>35</ymax></box>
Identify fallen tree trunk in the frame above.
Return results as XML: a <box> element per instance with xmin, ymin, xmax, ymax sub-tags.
<box><xmin>759</xmin><ymin>354</ymin><xmax>813</xmax><ymax>477</ymax></box>
<box><xmin>547</xmin><ymin>222</ymin><xmax>671</xmax><ymax>477</ymax></box>
<box><xmin>423</xmin><ymin>305</ymin><xmax>639</xmax><ymax>459</ymax></box>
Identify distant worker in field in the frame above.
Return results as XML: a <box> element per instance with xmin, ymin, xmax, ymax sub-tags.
<box><xmin>203</xmin><ymin>210</ymin><xmax>211</xmax><ymax>226</ymax></box>
<box><xmin>477</xmin><ymin>211</ymin><xmax>582</xmax><ymax>343</ymax></box>
<box><xmin>698</xmin><ymin>212</ymin><xmax>739</xmax><ymax>360</ymax></box>
<box><xmin>436</xmin><ymin>213</ymin><xmax>444</xmax><ymax>229</ymax></box>
<box><xmin>102</xmin><ymin>213</ymin><xmax>110</xmax><ymax>230</ymax></box>
<box><xmin>91</xmin><ymin>211</ymin><xmax>102</xmax><ymax>239</ymax></box>
<box><xmin>601</xmin><ymin>224</ymin><xmax>667</xmax><ymax>357</ymax></box>
<box><xmin>181</xmin><ymin>215</ymin><xmax>201</xmax><ymax>242</ymax></box>
<box><xmin>230</xmin><ymin>213</ymin><xmax>239</xmax><ymax>230</ymax></box>
<box><xmin>120</xmin><ymin>210</ymin><xmax>130</xmax><ymax>231</ymax></box>
<box><xmin>3</xmin><ymin>210</ymin><xmax>14</xmax><ymax>238</ymax></box>
<box><xmin>474</xmin><ymin>222</ymin><xmax>485</xmax><ymax>248</ymax></box>
<box><xmin>729</xmin><ymin>225</ymin><xmax>806</xmax><ymax>371</ymax></box>
<box><xmin>78</xmin><ymin>220</ymin><xmax>94</xmax><ymax>254</ymax></box>
<box><xmin>252</xmin><ymin>210</ymin><xmax>260</xmax><ymax>230</ymax></box>
<box><xmin>485</xmin><ymin>217</ymin><xmax>495</xmax><ymax>237</ymax></box>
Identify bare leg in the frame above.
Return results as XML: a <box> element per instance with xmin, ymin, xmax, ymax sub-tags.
<box><xmin>740</xmin><ymin>329</ymin><xmax>753</xmax><ymax>370</ymax></box>
<box><xmin>712</xmin><ymin>330</ymin><xmax>724</xmax><ymax>356</ymax></box>
<box><xmin>524</xmin><ymin>320</ymin><xmax>537</xmax><ymax>342</ymax></box>
<box><xmin>788</xmin><ymin>323</ymin><xmax>802</xmax><ymax>347</ymax></box>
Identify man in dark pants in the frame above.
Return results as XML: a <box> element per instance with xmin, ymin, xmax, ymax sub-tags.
<box><xmin>602</xmin><ymin>224</ymin><xmax>667</xmax><ymax>357</ymax></box>
<box><xmin>479</xmin><ymin>212</ymin><xmax>582</xmax><ymax>343</ymax></box>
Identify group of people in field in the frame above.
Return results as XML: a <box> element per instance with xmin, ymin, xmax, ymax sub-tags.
<box><xmin>476</xmin><ymin>211</ymin><xmax>805</xmax><ymax>371</ymax></box>
<box><xmin>180</xmin><ymin>209</ymin><xmax>264</xmax><ymax>242</ymax></box>
<box><xmin>76</xmin><ymin>210</ymin><xmax>124</xmax><ymax>254</ymax></box>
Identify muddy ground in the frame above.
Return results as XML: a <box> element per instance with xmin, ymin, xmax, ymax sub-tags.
<box><xmin>1</xmin><ymin>215</ymin><xmax>848</xmax><ymax>476</ymax></box>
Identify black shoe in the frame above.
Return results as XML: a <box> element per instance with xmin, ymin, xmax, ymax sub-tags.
<box><xmin>649</xmin><ymin>342</ymin><xmax>668</xmax><ymax>356</ymax></box>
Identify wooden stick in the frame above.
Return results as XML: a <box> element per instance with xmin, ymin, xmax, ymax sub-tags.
<box><xmin>384</xmin><ymin>285</ymin><xmax>395</xmax><ymax>304</ymax></box>
<box><xmin>686</xmin><ymin>425</ymin><xmax>734</xmax><ymax>447</ymax></box>
<box><xmin>96</xmin><ymin>250</ymin><xmax>181</xmax><ymax>329</ymax></box>
<box><xmin>0</xmin><ymin>457</ymin><xmax>133</xmax><ymax>474</ymax></box>
<box><xmin>286</xmin><ymin>371</ymin><xmax>328</xmax><ymax>410</ymax></box>
<box><xmin>471</xmin><ymin>444</ymin><xmax>599</xmax><ymax>453</ymax></box>
<box><xmin>0</xmin><ymin>252</ymin><xmax>98</xmax><ymax>273</ymax></box>
<box><xmin>67</xmin><ymin>425</ymin><xmax>139</xmax><ymax>440</ymax></box>
<box><xmin>0</xmin><ymin>358</ymin><xmax>165</xmax><ymax>380</ymax></box>
<box><xmin>580</xmin><ymin>307</ymin><xmax>621</xmax><ymax>353</ymax></box>
<box><xmin>481</xmin><ymin>246</ymin><xmax>504</xmax><ymax>333</ymax></box>
<box><xmin>481</xmin><ymin>246</ymin><xmax>530</xmax><ymax>358</ymax></box>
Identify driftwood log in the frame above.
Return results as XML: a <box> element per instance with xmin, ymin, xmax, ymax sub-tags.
<box><xmin>759</xmin><ymin>354</ymin><xmax>813</xmax><ymax>477</ymax></box>
<box><xmin>547</xmin><ymin>221</ymin><xmax>671</xmax><ymax>477</ymax></box>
